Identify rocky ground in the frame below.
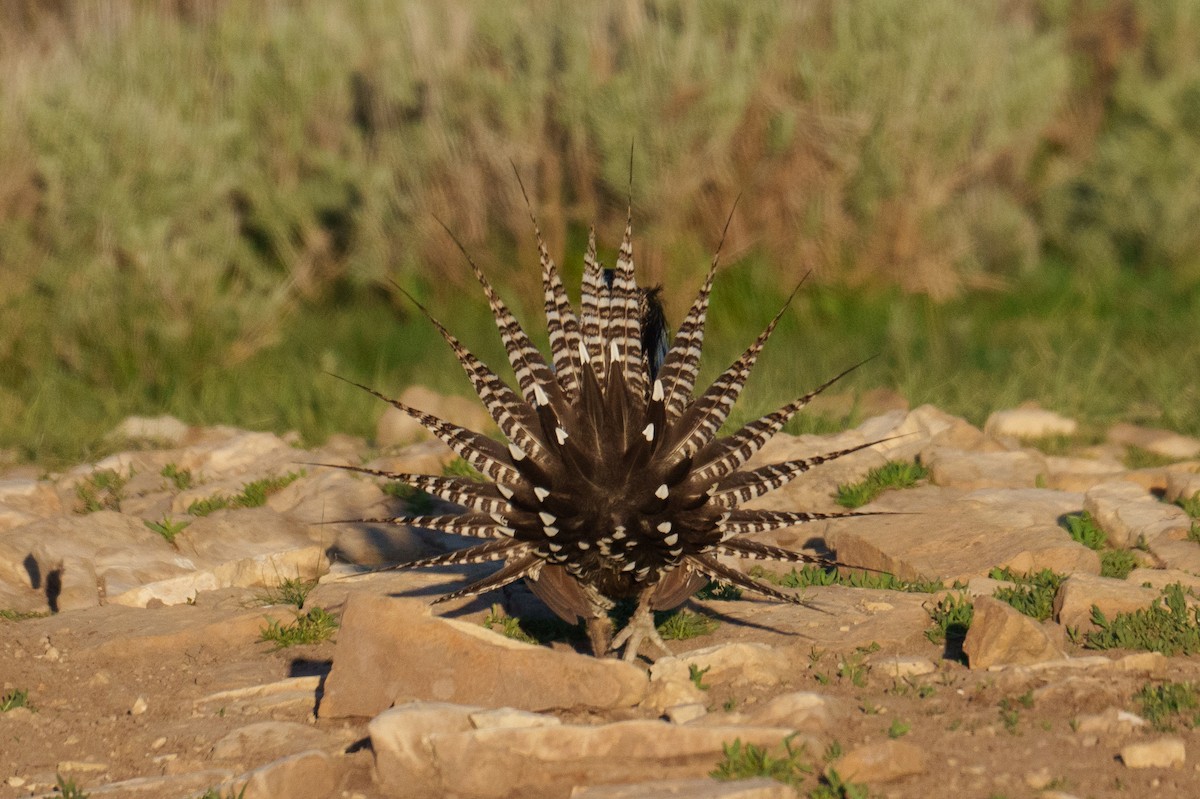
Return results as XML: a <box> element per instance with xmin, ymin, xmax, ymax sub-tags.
<box><xmin>2</xmin><ymin>393</ymin><xmax>1200</xmax><ymax>799</ymax></box>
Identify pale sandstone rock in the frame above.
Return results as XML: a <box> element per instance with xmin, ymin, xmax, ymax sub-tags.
<box><xmin>962</xmin><ymin>596</ymin><xmax>1066</xmax><ymax>670</ymax></box>
<box><xmin>1072</xmin><ymin>708</ymin><xmax>1147</xmax><ymax>737</ymax></box>
<box><xmin>1083</xmin><ymin>480</ymin><xmax>1191</xmax><ymax>548</ymax></box>
<box><xmin>210</xmin><ymin>721</ymin><xmax>331</xmax><ymax>762</ymax></box>
<box><xmin>469</xmin><ymin>707</ymin><xmax>562</xmax><ymax>730</ymax></box>
<box><xmin>650</xmin><ymin>643</ymin><xmax>792</xmax><ymax>691</ymax></box>
<box><xmin>0</xmin><ymin>478</ymin><xmax>62</xmax><ymax>519</ymax></box>
<box><xmin>985</xmin><ymin>406</ymin><xmax>1078</xmax><ymax>439</ymax></box>
<box><xmin>0</xmin><ymin>511</ymin><xmax>193</xmax><ymax>611</ymax></box>
<box><xmin>665</xmin><ymin>703</ymin><xmax>707</xmax><ymax>724</ymax></box>
<box><xmin>1108</xmin><ymin>423</ymin><xmax>1200</xmax><ymax>460</ymax></box>
<box><xmin>231</xmin><ymin>749</ymin><xmax>341</xmax><ymax>799</ymax></box>
<box><xmin>193</xmin><ymin>431</ymin><xmax>296</xmax><ymax>479</ymax></box>
<box><xmin>870</xmin><ymin>655</ymin><xmax>937</xmax><ymax>678</ymax></box>
<box><xmin>1164</xmin><ymin>470</ymin><xmax>1200</xmax><ymax>505</ymax></box>
<box><xmin>744</xmin><ymin>406</ymin><xmax>985</xmax><ymax>515</ymax></box>
<box><xmin>82</xmin><ymin>602</ymin><xmax>273</xmax><ymax>659</ymax></box>
<box><xmin>107</xmin><ymin>414</ymin><xmax>191</xmax><ymax>445</ymax></box>
<box><xmin>1145</xmin><ymin>538</ymin><xmax>1200</xmax><ymax>573</ymax></box>
<box><xmin>1053</xmin><ymin>573</ymin><xmax>1159</xmax><ymax>631</ymax></box>
<box><xmin>376</xmin><ymin>386</ymin><xmax>495</xmax><ymax>447</ymax></box>
<box><xmin>320</xmin><ymin>594</ymin><xmax>647</xmax><ymax>718</ymax></box>
<box><xmin>1044</xmin><ymin>455</ymin><xmax>1126</xmax><ymax>492</ymax></box>
<box><xmin>922</xmin><ymin>447</ymin><xmax>1048</xmax><ymax>490</ymax></box>
<box><xmin>828</xmin><ymin>739</ymin><xmax>926</xmax><ymax>783</ymax></box>
<box><xmin>266</xmin><ymin>467</ymin><xmax>392</xmax><ymax>519</ymax></box>
<box><xmin>570</xmin><ymin>778</ymin><xmax>795</xmax><ymax>798</ymax></box>
<box><xmin>195</xmin><ymin>677</ymin><xmax>323</xmax><ymax>717</ymax></box>
<box><xmin>366</xmin><ymin>439</ymin><xmax>459</xmax><ymax>477</ymax></box>
<box><xmin>1119</xmin><ymin>737</ymin><xmax>1186</xmax><ymax>769</ymax></box>
<box><xmin>1126</xmin><ymin>568</ymin><xmax>1200</xmax><ymax>594</ymax></box>
<box><xmin>370</xmin><ymin>703</ymin><xmax>801</xmax><ymax>799</ymax></box>
<box><xmin>823</xmin><ymin>487</ymin><xmax>1098</xmax><ymax>584</ymax></box>
<box><xmin>736</xmin><ymin>691</ymin><xmax>845</xmax><ymax>733</ymax></box>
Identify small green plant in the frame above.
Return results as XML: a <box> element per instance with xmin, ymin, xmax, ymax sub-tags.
<box><xmin>1100</xmin><ymin>549</ymin><xmax>1139</xmax><ymax>580</ymax></box>
<box><xmin>1064</xmin><ymin>511</ymin><xmax>1106</xmax><ymax>550</ymax></box>
<box><xmin>442</xmin><ymin>457</ymin><xmax>485</xmax><ymax>481</ymax></box>
<box><xmin>811</xmin><ymin>769</ymin><xmax>871</xmax><ymax>799</ymax></box>
<box><xmin>657</xmin><ymin>609</ymin><xmax>719</xmax><ymax>640</ymax></box>
<box><xmin>925</xmin><ymin>592</ymin><xmax>974</xmax><ymax>646</ymax></box>
<box><xmin>56</xmin><ymin>774</ymin><xmax>89</xmax><ymax>799</ymax></box>
<box><xmin>1178</xmin><ymin>492</ymin><xmax>1200</xmax><ymax>519</ymax></box>
<box><xmin>161</xmin><ymin>462</ymin><xmax>193</xmax><ymax>490</ymax></box>
<box><xmin>1123</xmin><ymin>446</ymin><xmax>1179</xmax><ymax>470</ymax></box>
<box><xmin>697</xmin><ymin>580</ymin><xmax>744</xmax><ymax>600</ymax></box>
<box><xmin>188</xmin><ymin>471</ymin><xmax>303</xmax><ymax>516</ymax></box>
<box><xmin>837</xmin><ymin>649</ymin><xmax>871</xmax><ymax>688</ymax></box>
<box><xmin>758</xmin><ymin>564</ymin><xmax>943</xmax><ymax>593</ymax></box>
<box><xmin>144</xmin><ymin>515</ymin><xmax>191</xmax><ymax>544</ymax></box>
<box><xmin>710</xmin><ymin>734</ymin><xmax>812</xmax><ymax>786</ymax></box>
<box><xmin>0</xmin><ymin>609</ymin><xmax>48</xmax><ymax>622</ymax></box>
<box><xmin>835</xmin><ymin>460</ymin><xmax>929</xmax><ymax>509</ymax></box>
<box><xmin>998</xmin><ymin>699</ymin><xmax>1021</xmax><ymax>734</ymax></box>
<box><xmin>255</xmin><ymin>576</ymin><xmax>318</xmax><ymax>610</ymax></box>
<box><xmin>75</xmin><ymin>467</ymin><xmax>131</xmax><ymax>513</ymax></box>
<box><xmin>887</xmin><ymin>718</ymin><xmax>910</xmax><ymax>738</ymax></box>
<box><xmin>1135</xmin><ymin>681</ymin><xmax>1200</xmax><ymax>731</ymax></box>
<box><xmin>0</xmin><ymin>688</ymin><xmax>30</xmax><ymax>712</ymax></box>
<box><xmin>689</xmin><ymin>663</ymin><xmax>712</xmax><ymax>691</ymax></box>
<box><xmin>1086</xmin><ymin>584</ymin><xmax>1200</xmax><ymax>655</ymax></box>
<box><xmin>259</xmin><ymin>607</ymin><xmax>338</xmax><ymax>648</ymax></box>
<box><xmin>989</xmin><ymin>567</ymin><xmax>1065</xmax><ymax>621</ymax></box>
<box><xmin>383</xmin><ymin>481</ymin><xmax>435</xmax><ymax>513</ymax></box>
<box><xmin>481</xmin><ymin>604</ymin><xmax>537</xmax><ymax>644</ymax></box>
<box><xmin>1063</xmin><ymin>512</ymin><xmax>1139</xmax><ymax>578</ymax></box>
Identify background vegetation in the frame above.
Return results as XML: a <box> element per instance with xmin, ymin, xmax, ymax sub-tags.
<box><xmin>1</xmin><ymin>0</ymin><xmax>1197</xmax><ymax>464</ymax></box>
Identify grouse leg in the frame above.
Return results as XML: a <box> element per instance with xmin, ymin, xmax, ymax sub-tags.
<box><xmin>611</xmin><ymin>585</ymin><xmax>673</xmax><ymax>663</ymax></box>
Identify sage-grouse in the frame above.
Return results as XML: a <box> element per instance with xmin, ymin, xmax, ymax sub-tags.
<box><xmin>332</xmin><ymin>205</ymin><xmax>881</xmax><ymax>662</ymax></box>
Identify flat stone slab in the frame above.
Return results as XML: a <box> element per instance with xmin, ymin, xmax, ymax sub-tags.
<box><xmin>822</xmin><ymin>486</ymin><xmax>1098</xmax><ymax>583</ymax></box>
<box><xmin>320</xmin><ymin>594</ymin><xmax>647</xmax><ymax>718</ymax></box>
<box><xmin>369</xmin><ymin>703</ymin><xmax>802</xmax><ymax>799</ymax></box>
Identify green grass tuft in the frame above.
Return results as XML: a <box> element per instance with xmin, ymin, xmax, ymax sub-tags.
<box><xmin>835</xmin><ymin>461</ymin><xmax>929</xmax><ymax>509</ymax></box>
<box><xmin>0</xmin><ymin>609</ymin><xmax>49</xmax><ymax>622</ymax></box>
<box><xmin>187</xmin><ymin>471</ymin><xmax>302</xmax><ymax>516</ymax></box>
<box><xmin>55</xmin><ymin>775</ymin><xmax>88</xmax><ymax>799</ymax></box>
<box><xmin>258</xmin><ymin>607</ymin><xmax>338</xmax><ymax>648</ymax></box>
<box><xmin>382</xmin><ymin>481</ymin><xmax>436</xmax><ymax>513</ymax></box>
<box><xmin>442</xmin><ymin>457</ymin><xmax>486</xmax><ymax>482</ymax></box>
<box><xmin>1100</xmin><ymin>549</ymin><xmax>1139</xmax><ymax>580</ymax></box>
<box><xmin>1135</xmin><ymin>681</ymin><xmax>1200</xmax><ymax>731</ymax></box>
<box><xmin>254</xmin><ymin>576</ymin><xmax>318</xmax><ymax>610</ymax></box>
<box><xmin>989</xmin><ymin>567</ymin><xmax>1065</xmax><ymax>621</ymax></box>
<box><xmin>1086</xmin><ymin>584</ymin><xmax>1200</xmax><ymax>655</ymax></box>
<box><xmin>925</xmin><ymin>593</ymin><xmax>974</xmax><ymax>647</ymax></box>
<box><xmin>75</xmin><ymin>467</ymin><xmax>131</xmax><ymax>513</ymax></box>
<box><xmin>696</xmin><ymin>580</ymin><xmax>744</xmax><ymax>601</ymax></box>
<box><xmin>760</xmin><ymin>564</ymin><xmax>943</xmax><ymax>593</ymax></box>
<box><xmin>144</xmin><ymin>515</ymin><xmax>191</xmax><ymax>545</ymax></box>
<box><xmin>0</xmin><ymin>688</ymin><xmax>31</xmax><ymax>712</ymax></box>
<box><xmin>482</xmin><ymin>604</ymin><xmax>538</xmax><ymax>645</ymax></box>
<box><xmin>710</xmin><ymin>735</ymin><xmax>813</xmax><ymax>785</ymax></box>
<box><xmin>1179</xmin><ymin>492</ymin><xmax>1200</xmax><ymax>520</ymax></box>
<box><xmin>657</xmin><ymin>609</ymin><xmax>720</xmax><ymax>641</ymax></box>
<box><xmin>1064</xmin><ymin>512</ymin><xmax>1106</xmax><ymax>550</ymax></box>
<box><xmin>161</xmin><ymin>463</ymin><xmax>193</xmax><ymax>490</ymax></box>
<box><xmin>1123</xmin><ymin>446</ymin><xmax>1182</xmax><ymax>470</ymax></box>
